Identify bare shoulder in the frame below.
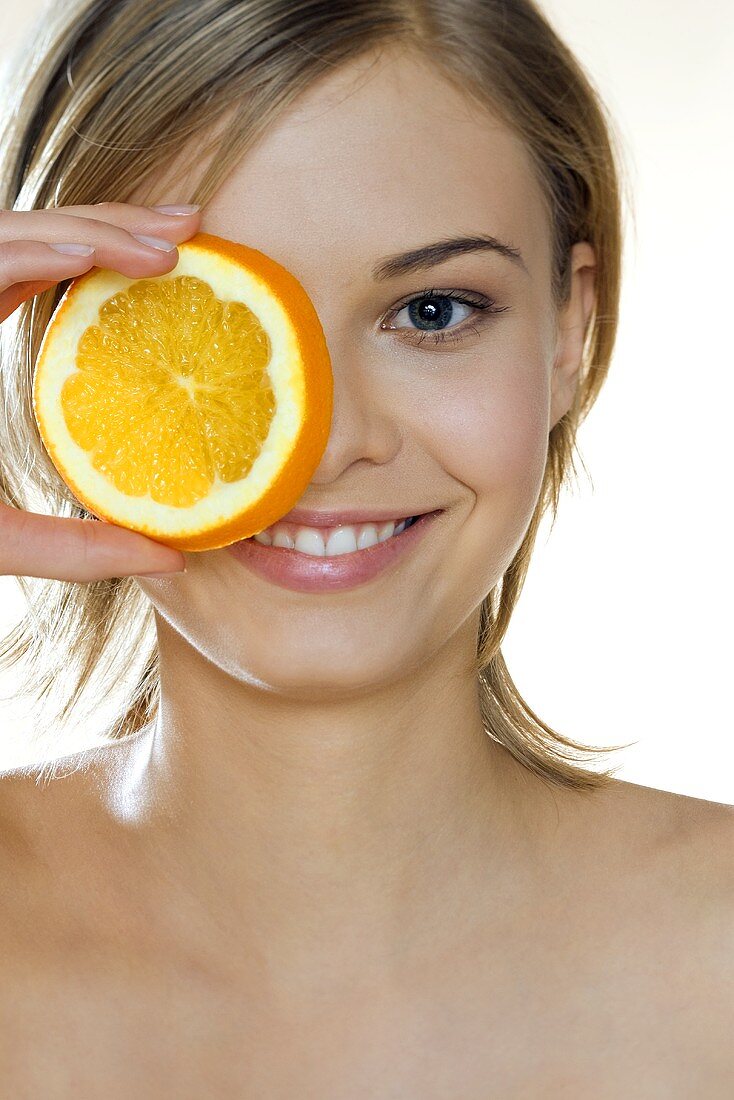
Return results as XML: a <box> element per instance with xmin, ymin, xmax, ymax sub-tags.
<box><xmin>585</xmin><ymin>774</ymin><xmax>734</xmax><ymax>892</ymax></box>
<box><xmin>551</xmin><ymin>774</ymin><xmax>734</xmax><ymax>959</ymax></box>
<box><xmin>0</xmin><ymin>740</ymin><xmax>106</xmax><ymax>866</ymax></box>
<box><xmin>605</xmin><ymin>775</ymin><xmax>734</xmax><ymax>871</ymax></box>
<box><xmin>593</xmin><ymin>777</ymin><xmax>734</xmax><ymax>984</ymax></box>
<box><xmin>534</xmin><ymin>776</ymin><xmax>734</xmax><ymax>1088</ymax></box>
<box><xmin>0</xmin><ymin>739</ymin><xmax>129</xmax><ymax>954</ymax></box>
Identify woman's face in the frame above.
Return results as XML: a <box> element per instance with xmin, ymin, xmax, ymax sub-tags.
<box><xmin>142</xmin><ymin>45</ymin><xmax>584</xmax><ymax>696</ymax></box>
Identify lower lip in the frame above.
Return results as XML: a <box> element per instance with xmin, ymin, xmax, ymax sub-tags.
<box><xmin>225</xmin><ymin>511</ymin><xmax>444</xmax><ymax>593</ymax></box>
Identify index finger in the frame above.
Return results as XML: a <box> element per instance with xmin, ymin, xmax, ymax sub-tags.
<box><xmin>0</xmin><ymin>503</ymin><xmax>186</xmax><ymax>583</ymax></box>
<box><xmin>48</xmin><ymin>201</ymin><xmax>202</xmax><ymax>231</ymax></box>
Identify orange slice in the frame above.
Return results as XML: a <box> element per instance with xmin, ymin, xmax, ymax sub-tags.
<box><xmin>32</xmin><ymin>232</ymin><xmax>333</xmax><ymax>551</ymax></box>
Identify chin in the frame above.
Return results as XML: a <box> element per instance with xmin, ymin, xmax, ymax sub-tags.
<box><xmin>214</xmin><ymin>634</ymin><xmax>421</xmax><ymax>698</ymax></box>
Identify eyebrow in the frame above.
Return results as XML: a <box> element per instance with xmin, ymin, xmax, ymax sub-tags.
<box><xmin>371</xmin><ymin>233</ymin><xmax>528</xmax><ymax>281</ymax></box>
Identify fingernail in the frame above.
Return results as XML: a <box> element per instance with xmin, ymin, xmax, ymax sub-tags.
<box><xmin>137</xmin><ymin>569</ymin><xmax>187</xmax><ymax>578</ymax></box>
<box><xmin>132</xmin><ymin>234</ymin><xmax>177</xmax><ymax>252</ymax></box>
<box><xmin>50</xmin><ymin>243</ymin><xmax>96</xmax><ymax>254</ymax></box>
<box><xmin>151</xmin><ymin>204</ymin><xmax>201</xmax><ymax>215</ymax></box>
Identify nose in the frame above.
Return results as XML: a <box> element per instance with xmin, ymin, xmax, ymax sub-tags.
<box><xmin>306</xmin><ymin>338</ymin><xmax>402</xmax><ymax>486</ymax></box>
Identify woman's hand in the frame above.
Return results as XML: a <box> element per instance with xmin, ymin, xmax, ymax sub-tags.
<box><xmin>0</xmin><ymin>201</ymin><xmax>201</xmax><ymax>581</ymax></box>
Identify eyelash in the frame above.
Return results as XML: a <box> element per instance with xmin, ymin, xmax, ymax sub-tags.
<box><xmin>380</xmin><ymin>286</ymin><xmax>510</xmax><ymax>348</ymax></box>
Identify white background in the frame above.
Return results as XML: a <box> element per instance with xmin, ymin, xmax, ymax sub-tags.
<box><xmin>0</xmin><ymin>0</ymin><xmax>732</xmax><ymax>801</ymax></box>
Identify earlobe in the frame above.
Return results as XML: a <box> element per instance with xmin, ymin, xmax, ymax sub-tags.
<box><xmin>549</xmin><ymin>241</ymin><xmax>597</xmax><ymax>430</ymax></box>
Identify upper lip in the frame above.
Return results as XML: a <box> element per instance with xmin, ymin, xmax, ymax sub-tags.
<box><xmin>276</xmin><ymin>507</ymin><xmax>439</xmax><ymax>527</ymax></box>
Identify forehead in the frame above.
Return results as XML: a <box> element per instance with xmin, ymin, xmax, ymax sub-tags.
<box><xmin>152</xmin><ymin>46</ymin><xmax>551</xmax><ymax>285</ymax></box>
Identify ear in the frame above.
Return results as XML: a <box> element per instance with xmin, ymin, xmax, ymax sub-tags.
<box><xmin>549</xmin><ymin>241</ymin><xmax>597</xmax><ymax>431</ymax></box>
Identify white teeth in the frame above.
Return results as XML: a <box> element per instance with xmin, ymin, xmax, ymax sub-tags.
<box><xmin>356</xmin><ymin>524</ymin><xmax>379</xmax><ymax>551</ymax></box>
<box><xmin>325</xmin><ymin>526</ymin><xmax>358</xmax><ymax>556</ymax></box>
<box><xmin>250</xmin><ymin>518</ymin><xmax>411</xmax><ymax>557</ymax></box>
<box><xmin>294</xmin><ymin>528</ymin><xmax>325</xmax><ymax>556</ymax></box>
<box><xmin>272</xmin><ymin>528</ymin><xmax>294</xmax><ymax>549</ymax></box>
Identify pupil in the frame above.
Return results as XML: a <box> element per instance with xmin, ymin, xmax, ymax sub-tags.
<box><xmin>407</xmin><ymin>296</ymin><xmax>453</xmax><ymax>331</ymax></box>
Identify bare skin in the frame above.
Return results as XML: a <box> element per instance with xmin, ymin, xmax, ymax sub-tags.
<box><xmin>1</xmin><ymin>43</ymin><xmax>733</xmax><ymax>1097</ymax></box>
<box><xmin>2</xmin><ymin>748</ymin><xmax>732</xmax><ymax>1096</ymax></box>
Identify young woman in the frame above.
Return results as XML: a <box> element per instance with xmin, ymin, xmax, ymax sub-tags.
<box><xmin>0</xmin><ymin>0</ymin><xmax>732</xmax><ymax>1093</ymax></box>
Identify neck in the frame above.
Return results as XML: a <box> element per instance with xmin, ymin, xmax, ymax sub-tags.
<box><xmin>93</xmin><ymin>613</ymin><xmax>555</xmax><ymax>1003</ymax></box>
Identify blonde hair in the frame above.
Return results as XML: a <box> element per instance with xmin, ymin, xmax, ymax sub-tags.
<box><xmin>0</xmin><ymin>0</ymin><xmax>635</xmax><ymax>789</ymax></box>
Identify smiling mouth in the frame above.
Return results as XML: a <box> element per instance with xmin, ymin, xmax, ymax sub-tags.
<box><xmin>226</xmin><ymin>508</ymin><xmax>446</xmax><ymax>592</ymax></box>
<box><xmin>245</xmin><ymin>511</ymin><xmax>440</xmax><ymax>558</ymax></box>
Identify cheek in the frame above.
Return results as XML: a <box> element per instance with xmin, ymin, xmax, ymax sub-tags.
<box><xmin>426</xmin><ymin>354</ymin><xmax>550</xmax><ymax>578</ymax></box>
<box><xmin>433</xmin><ymin>351</ymin><xmax>549</xmax><ymax>486</ymax></box>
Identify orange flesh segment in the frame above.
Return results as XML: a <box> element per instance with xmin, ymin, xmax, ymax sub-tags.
<box><xmin>60</xmin><ymin>275</ymin><xmax>276</xmax><ymax>508</ymax></box>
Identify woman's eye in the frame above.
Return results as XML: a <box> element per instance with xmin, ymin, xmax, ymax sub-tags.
<box><xmin>379</xmin><ymin>288</ymin><xmax>509</xmax><ymax>348</ymax></box>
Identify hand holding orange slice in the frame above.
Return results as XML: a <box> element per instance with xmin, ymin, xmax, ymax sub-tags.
<box><xmin>32</xmin><ymin>232</ymin><xmax>333</xmax><ymax>551</ymax></box>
